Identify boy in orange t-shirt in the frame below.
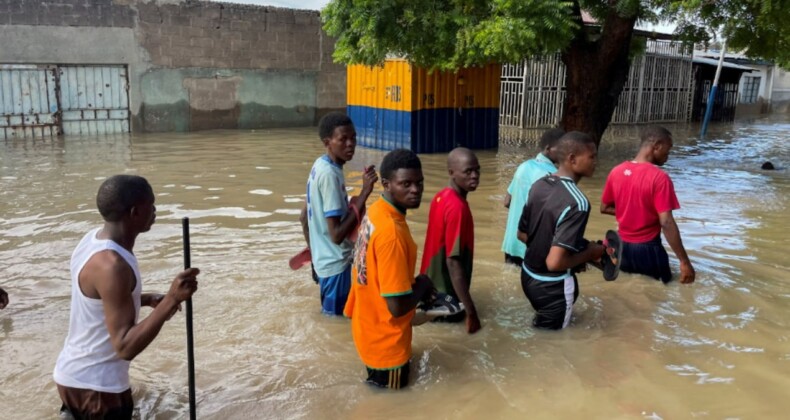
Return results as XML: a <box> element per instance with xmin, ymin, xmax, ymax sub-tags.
<box><xmin>344</xmin><ymin>149</ymin><xmax>436</xmax><ymax>389</ymax></box>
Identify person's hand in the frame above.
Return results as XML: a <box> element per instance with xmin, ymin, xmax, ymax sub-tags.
<box><xmin>589</xmin><ymin>242</ymin><xmax>606</xmax><ymax>262</ymax></box>
<box><xmin>0</xmin><ymin>287</ymin><xmax>8</xmax><ymax>309</ymax></box>
<box><xmin>466</xmin><ymin>311</ymin><xmax>481</xmax><ymax>334</ymax></box>
<box><xmin>167</xmin><ymin>268</ymin><xmax>200</xmax><ymax>303</ymax></box>
<box><xmin>360</xmin><ymin>165</ymin><xmax>379</xmax><ymax>198</ymax></box>
<box><xmin>572</xmin><ymin>263</ymin><xmax>588</xmax><ymax>273</ymax></box>
<box><xmin>679</xmin><ymin>260</ymin><xmax>695</xmax><ymax>284</ymax></box>
<box><xmin>148</xmin><ymin>293</ymin><xmax>181</xmax><ymax>320</ymax></box>
<box><xmin>414</xmin><ymin>274</ymin><xmax>436</xmax><ymax>302</ymax></box>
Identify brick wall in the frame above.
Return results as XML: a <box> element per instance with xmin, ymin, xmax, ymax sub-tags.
<box><xmin>0</xmin><ymin>0</ymin><xmax>347</xmax><ymax>130</ymax></box>
<box><xmin>136</xmin><ymin>2</ymin><xmax>327</xmax><ymax>71</ymax></box>
<box><xmin>0</xmin><ymin>0</ymin><xmax>134</xmax><ymax>27</ymax></box>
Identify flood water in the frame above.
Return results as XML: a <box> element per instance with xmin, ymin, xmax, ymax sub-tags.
<box><xmin>1</xmin><ymin>118</ymin><xmax>788</xmax><ymax>419</ymax></box>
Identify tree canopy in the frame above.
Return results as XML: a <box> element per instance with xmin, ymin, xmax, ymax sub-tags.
<box><xmin>669</xmin><ymin>0</ymin><xmax>790</xmax><ymax>68</ymax></box>
<box><xmin>322</xmin><ymin>0</ymin><xmax>790</xmax><ymax>70</ymax></box>
<box><xmin>323</xmin><ymin>0</ymin><xmax>790</xmax><ymax>144</ymax></box>
<box><xmin>322</xmin><ymin>0</ymin><xmax>577</xmax><ymax>71</ymax></box>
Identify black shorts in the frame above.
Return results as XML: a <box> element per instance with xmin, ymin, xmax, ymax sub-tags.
<box><xmin>366</xmin><ymin>362</ymin><xmax>411</xmax><ymax>389</ymax></box>
<box><xmin>504</xmin><ymin>253</ymin><xmax>524</xmax><ymax>266</ymax></box>
<box><xmin>521</xmin><ymin>270</ymin><xmax>578</xmax><ymax>330</ymax></box>
<box><xmin>57</xmin><ymin>384</ymin><xmax>133</xmax><ymax>420</ymax></box>
<box><xmin>621</xmin><ymin>236</ymin><xmax>672</xmax><ymax>283</ymax></box>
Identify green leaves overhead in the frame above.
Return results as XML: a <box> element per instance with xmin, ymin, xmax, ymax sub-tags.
<box><xmin>661</xmin><ymin>0</ymin><xmax>790</xmax><ymax>67</ymax></box>
<box><xmin>322</xmin><ymin>0</ymin><xmax>790</xmax><ymax>70</ymax></box>
<box><xmin>322</xmin><ymin>0</ymin><xmax>577</xmax><ymax>70</ymax></box>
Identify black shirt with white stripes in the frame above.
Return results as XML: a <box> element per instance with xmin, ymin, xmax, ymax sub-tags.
<box><xmin>518</xmin><ymin>175</ymin><xmax>591</xmax><ymax>280</ymax></box>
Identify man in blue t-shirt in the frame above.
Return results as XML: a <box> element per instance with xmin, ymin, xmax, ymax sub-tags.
<box><xmin>502</xmin><ymin>128</ymin><xmax>564</xmax><ymax>266</ymax></box>
<box><xmin>300</xmin><ymin>112</ymin><xmax>378</xmax><ymax>315</ymax></box>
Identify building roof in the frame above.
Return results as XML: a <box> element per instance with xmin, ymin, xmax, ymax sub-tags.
<box><xmin>695</xmin><ymin>50</ymin><xmax>773</xmax><ymax>66</ymax></box>
<box><xmin>692</xmin><ymin>57</ymin><xmax>754</xmax><ymax>72</ymax></box>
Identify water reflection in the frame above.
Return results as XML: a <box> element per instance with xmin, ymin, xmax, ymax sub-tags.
<box><xmin>0</xmin><ymin>119</ymin><xmax>789</xmax><ymax>418</ymax></box>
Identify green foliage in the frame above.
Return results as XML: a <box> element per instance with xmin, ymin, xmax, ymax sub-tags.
<box><xmin>322</xmin><ymin>0</ymin><xmax>578</xmax><ymax>70</ymax></box>
<box><xmin>663</xmin><ymin>0</ymin><xmax>790</xmax><ymax>68</ymax></box>
<box><xmin>323</xmin><ymin>0</ymin><xmax>790</xmax><ymax>69</ymax></box>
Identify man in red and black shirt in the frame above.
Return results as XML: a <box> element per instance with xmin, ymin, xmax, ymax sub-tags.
<box><xmin>601</xmin><ymin>126</ymin><xmax>695</xmax><ymax>284</ymax></box>
<box><xmin>420</xmin><ymin>148</ymin><xmax>481</xmax><ymax>334</ymax></box>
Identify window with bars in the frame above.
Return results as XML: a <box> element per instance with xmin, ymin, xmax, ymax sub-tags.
<box><xmin>741</xmin><ymin>76</ymin><xmax>761</xmax><ymax>104</ymax></box>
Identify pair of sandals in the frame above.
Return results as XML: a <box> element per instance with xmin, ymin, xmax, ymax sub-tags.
<box><xmin>418</xmin><ymin>292</ymin><xmax>465</xmax><ymax>317</ymax></box>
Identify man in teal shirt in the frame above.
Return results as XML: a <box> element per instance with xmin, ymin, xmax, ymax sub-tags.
<box><xmin>502</xmin><ymin>128</ymin><xmax>564</xmax><ymax>266</ymax></box>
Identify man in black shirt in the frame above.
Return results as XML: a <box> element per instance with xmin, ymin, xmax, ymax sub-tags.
<box><xmin>517</xmin><ymin>131</ymin><xmax>606</xmax><ymax>330</ymax></box>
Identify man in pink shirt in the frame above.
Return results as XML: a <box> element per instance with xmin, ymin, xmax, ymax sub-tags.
<box><xmin>601</xmin><ymin>126</ymin><xmax>695</xmax><ymax>284</ymax></box>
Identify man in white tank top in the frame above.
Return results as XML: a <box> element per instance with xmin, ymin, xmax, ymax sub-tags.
<box><xmin>53</xmin><ymin>175</ymin><xmax>200</xmax><ymax>419</ymax></box>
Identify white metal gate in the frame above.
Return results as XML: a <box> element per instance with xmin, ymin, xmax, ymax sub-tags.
<box><xmin>0</xmin><ymin>64</ymin><xmax>129</xmax><ymax>139</ymax></box>
<box><xmin>499</xmin><ymin>40</ymin><xmax>694</xmax><ymax>128</ymax></box>
<box><xmin>59</xmin><ymin>66</ymin><xmax>130</xmax><ymax>135</ymax></box>
<box><xmin>0</xmin><ymin>65</ymin><xmax>59</xmax><ymax>139</ymax></box>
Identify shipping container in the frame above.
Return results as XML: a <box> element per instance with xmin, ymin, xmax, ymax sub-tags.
<box><xmin>347</xmin><ymin>60</ymin><xmax>500</xmax><ymax>153</ymax></box>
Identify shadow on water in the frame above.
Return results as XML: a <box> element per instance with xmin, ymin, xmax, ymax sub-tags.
<box><xmin>1</xmin><ymin>118</ymin><xmax>789</xmax><ymax>418</ymax></box>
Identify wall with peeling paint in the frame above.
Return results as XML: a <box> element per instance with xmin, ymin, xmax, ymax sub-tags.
<box><xmin>0</xmin><ymin>0</ymin><xmax>346</xmax><ymax>133</ymax></box>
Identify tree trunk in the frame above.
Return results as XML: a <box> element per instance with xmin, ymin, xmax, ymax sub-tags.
<box><xmin>560</xmin><ymin>3</ymin><xmax>638</xmax><ymax>146</ymax></box>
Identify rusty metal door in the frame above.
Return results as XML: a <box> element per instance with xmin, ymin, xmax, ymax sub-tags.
<box><xmin>59</xmin><ymin>65</ymin><xmax>129</xmax><ymax>135</ymax></box>
<box><xmin>0</xmin><ymin>64</ymin><xmax>60</xmax><ymax>139</ymax></box>
<box><xmin>0</xmin><ymin>64</ymin><xmax>129</xmax><ymax>139</ymax></box>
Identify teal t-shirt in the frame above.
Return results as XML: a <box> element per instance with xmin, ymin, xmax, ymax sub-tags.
<box><xmin>502</xmin><ymin>153</ymin><xmax>556</xmax><ymax>258</ymax></box>
<box><xmin>306</xmin><ymin>155</ymin><xmax>353</xmax><ymax>277</ymax></box>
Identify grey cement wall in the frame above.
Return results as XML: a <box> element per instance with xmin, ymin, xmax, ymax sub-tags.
<box><xmin>0</xmin><ymin>0</ymin><xmax>346</xmax><ymax>132</ymax></box>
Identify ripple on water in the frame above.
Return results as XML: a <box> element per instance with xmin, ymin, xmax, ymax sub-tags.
<box><xmin>155</xmin><ymin>204</ymin><xmax>273</xmax><ymax>220</ymax></box>
<box><xmin>1</xmin><ymin>123</ymin><xmax>788</xmax><ymax>418</ymax></box>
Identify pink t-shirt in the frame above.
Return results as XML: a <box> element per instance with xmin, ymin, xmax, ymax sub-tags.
<box><xmin>601</xmin><ymin>161</ymin><xmax>680</xmax><ymax>243</ymax></box>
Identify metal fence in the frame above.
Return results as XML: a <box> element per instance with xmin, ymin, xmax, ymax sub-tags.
<box><xmin>1</xmin><ymin>64</ymin><xmax>130</xmax><ymax>139</ymax></box>
<box><xmin>500</xmin><ymin>40</ymin><xmax>694</xmax><ymax>128</ymax></box>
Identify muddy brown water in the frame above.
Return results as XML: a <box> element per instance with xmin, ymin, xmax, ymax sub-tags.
<box><xmin>1</xmin><ymin>119</ymin><xmax>788</xmax><ymax>418</ymax></box>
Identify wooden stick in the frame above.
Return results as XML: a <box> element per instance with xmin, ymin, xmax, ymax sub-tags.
<box><xmin>182</xmin><ymin>217</ymin><xmax>196</xmax><ymax>420</ymax></box>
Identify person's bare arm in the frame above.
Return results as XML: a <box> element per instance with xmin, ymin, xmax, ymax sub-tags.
<box><xmin>517</xmin><ymin>229</ymin><xmax>528</xmax><ymax>244</ymax></box>
<box><xmin>659</xmin><ymin>210</ymin><xmax>695</xmax><ymax>284</ymax></box>
<box><xmin>447</xmin><ymin>257</ymin><xmax>480</xmax><ymax>334</ymax></box>
<box><xmin>326</xmin><ymin>167</ymin><xmax>378</xmax><ymax>244</ymax></box>
<box><xmin>300</xmin><ymin>204</ymin><xmax>310</xmax><ymax>246</ymax></box>
<box><xmin>504</xmin><ymin>193</ymin><xmax>512</xmax><ymax>209</ymax></box>
<box><xmin>545</xmin><ymin>243</ymin><xmax>605</xmax><ymax>272</ymax></box>
<box><xmin>87</xmin><ymin>252</ymin><xmax>199</xmax><ymax>361</ymax></box>
<box><xmin>385</xmin><ymin>275</ymin><xmax>435</xmax><ymax>318</ymax></box>
<box><xmin>600</xmin><ymin>201</ymin><xmax>616</xmax><ymax>216</ymax></box>
<box><xmin>326</xmin><ymin>214</ymin><xmax>362</xmax><ymax>244</ymax></box>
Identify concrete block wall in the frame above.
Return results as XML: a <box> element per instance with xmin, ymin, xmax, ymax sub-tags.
<box><xmin>0</xmin><ymin>0</ymin><xmax>134</xmax><ymax>27</ymax></box>
<box><xmin>0</xmin><ymin>0</ymin><xmax>347</xmax><ymax>132</ymax></box>
<box><xmin>136</xmin><ymin>2</ymin><xmax>325</xmax><ymax>70</ymax></box>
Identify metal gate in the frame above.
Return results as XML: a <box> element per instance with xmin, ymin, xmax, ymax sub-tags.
<box><xmin>0</xmin><ymin>64</ymin><xmax>129</xmax><ymax>139</ymax></box>
<box><xmin>499</xmin><ymin>40</ymin><xmax>694</xmax><ymax>128</ymax></box>
<box><xmin>59</xmin><ymin>66</ymin><xmax>130</xmax><ymax>135</ymax></box>
<box><xmin>0</xmin><ymin>65</ymin><xmax>59</xmax><ymax>139</ymax></box>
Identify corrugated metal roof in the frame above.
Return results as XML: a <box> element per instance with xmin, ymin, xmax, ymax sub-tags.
<box><xmin>692</xmin><ymin>57</ymin><xmax>754</xmax><ymax>72</ymax></box>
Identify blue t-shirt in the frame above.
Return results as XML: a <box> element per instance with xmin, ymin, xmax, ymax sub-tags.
<box><xmin>306</xmin><ymin>155</ymin><xmax>352</xmax><ymax>277</ymax></box>
<box><xmin>502</xmin><ymin>153</ymin><xmax>556</xmax><ymax>258</ymax></box>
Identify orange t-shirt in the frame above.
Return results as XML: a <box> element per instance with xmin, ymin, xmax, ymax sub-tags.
<box><xmin>344</xmin><ymin>197</ymin><xmax>416</xmax><ymax>369</ymax></box>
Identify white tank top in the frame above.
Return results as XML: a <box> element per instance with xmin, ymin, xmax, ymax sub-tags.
<box><xmin>53</xmin><ymin>228</ymin><xmax>142</xmax><ymax>392</ymax></box>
